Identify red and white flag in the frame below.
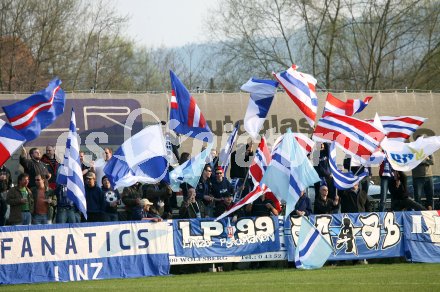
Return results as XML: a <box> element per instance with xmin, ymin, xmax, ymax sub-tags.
<box><xmin>366</xmin><ymin>116</ymin><xmax>426</xmax><ymax>141</ymax></box>
<box><xmin>0</xmin><ymin>120</ymin><xmax>26</xmax><ymax>167</ymax></box>
<box><xmin>324</xmin><ymin>93</ymin><xmax>372</xmax><ymax>116</ymax></box>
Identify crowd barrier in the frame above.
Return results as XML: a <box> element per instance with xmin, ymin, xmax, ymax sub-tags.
<box><xmin>1</xmin><ymin>210</ymin><xmax>439</xmax><ymax>284</ymax></box>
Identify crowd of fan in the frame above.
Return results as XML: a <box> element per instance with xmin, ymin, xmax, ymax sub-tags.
<box><xmin>0</xmin><ymin>141</ymin><xmax>435</xmax><ymax>227</ymax></box>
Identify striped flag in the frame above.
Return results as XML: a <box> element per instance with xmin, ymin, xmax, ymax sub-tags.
<box><xmin>328</xmin><ymin>142</ymin><xmax>368</xmax><ymax>190</ymax></box>
<box><xmin>169</xmin><ymin>70</ymin><xmax>212</xmax><ymax>141</ymax></box>
<box><xmin>324</xmin><ymin>93</ymin><xmax>372</xmax><ymax>116</ymax></box>
<box><xmin>218</xmin><ymin>121</ymin><xmax>240</xmax><ymax>173</ymax></box>
<box><xmin>294</xmin><ymin>217</ymin><xmax>333</xmax><ymax>269</ymax></box>
<box><xmin>313</xmin><ymin>112</ymin><xmax>386</xmax><ymax>164</ymax></box>
<box><xmin>249</xmin><ymin>137</ymin><xmax>271</xmax><ymax>186</ymax></box>
<box><xmin>366</xmin><ymin>116</ymin><xmax>426</xmax><ymax>141</ymax></box>
<box><xmin>241</xmin><ymin>78</ymin><xmax>279</xmax><ymax>139</ymax></box>
<box><xmin>59</xmin><ymin>109</ymin><xmax>87</xmax><ymax>219</ymax></box>
<box><xmin>273</xmin><ymin>133</ymin><xmax>315</xmax><ymax>154</ymax></box>
<box><xmin>274</xmin><ymin>65</ymin><xmax>318</xmax><ymax>128</ymax></box>
<box><xmin>0</xmin><ymin>120</ymin><xmax>26</xmax><ymax>167</ymax></box>
<box><xmin>2</xmin><ymin>78</ymin><xmax>65</xmax><ymax>141</ymax></box>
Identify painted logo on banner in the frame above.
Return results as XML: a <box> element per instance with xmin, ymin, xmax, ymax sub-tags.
<box><xmin>285</xmin><ymin>212</ymin><xmax>404</xmax><ymax>261</ymax></box>
<box><xmin>173</xmin><ymin>216</ymin><xmax>280</xmax><ymax>257</ymax></box>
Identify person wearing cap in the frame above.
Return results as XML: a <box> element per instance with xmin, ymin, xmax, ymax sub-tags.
<box><xmin>84</xmin><ymin>171</ymin><xmax>106</xmax><ymax>222</ymax></box>
<box><xmin>214</xmin><ymin>192</ymin><xmax>242</xmax><ymax>221</ymax></box>
<box><xmin>140</xmin><ymin>199</ymin><xmax>162</xmax><ymax>222</ymax></box>
<box><xmin>212</xmin><ymin>166</ymin><xmax>234</xmax><ymax>206</ymax></box>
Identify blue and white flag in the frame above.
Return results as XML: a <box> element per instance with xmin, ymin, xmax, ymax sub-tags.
<box><xmin>58</xmin><ymin>109</ymin><xmax>87</xmax><ymax>219</ymax></box>
<box><xmin>169</xmin><ymin>143</ymin><xmax>213</xmax><ymax>192</ymax></box>
<box><xmin>2</xmin><ymin>78</ymin><xmax>65</xmax><ymax>141</ymax></box>
<box><xmin>104</xmin><ymin>124</ymin><xmax>169</xmax><ymax>189</ymax></box>
<box><xmin>329</xmin><ymin>142</ymin><xmax>368</xmax><ymax>190</ymax></box>
<box><xmin>218</xmin><ymin>121</ymin><xmax>240</xmax><ymax>173</ymax></box>
<box><xmin>241</xmin><ymin>78</ymin><xmax>278</xmax><ymax>140</ymax></box>
<box><xmin>262</xmin><ymin>128</ymin><xmax>320</xmax><ymax>218</ymax></box>
<box><xmin>294</xmin><ymin>217</ymin><xmax>333</xmax><ymax>269</ymax></box>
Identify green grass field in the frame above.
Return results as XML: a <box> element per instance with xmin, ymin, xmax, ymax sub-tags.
<box><xmin>3</xmin><ymin>263</ymin><xmax>440</xmax><ymax>291</ymax></box>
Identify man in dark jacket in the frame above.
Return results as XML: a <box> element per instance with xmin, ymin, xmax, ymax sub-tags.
<box><xmin>84</xmin><ymin>171</ymin><xmax>106</xmax><ymax>222</ymax></box>
<box><xmin>340</xmin><ymin>183</ymin><xmax>371</xmax><ymax>213</ymax></box>
<box><xmin>20</xmin><ymin>147</ymin><xmax>51</xmax><ymax>189</ymax></box>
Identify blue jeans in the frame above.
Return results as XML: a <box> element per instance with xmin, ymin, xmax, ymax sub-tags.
<box><xmin>21</xmin><ymin>211</ymin><xmax>32</xmax><ymax>225</ymax></box>
<box><xmin>56</xmin><ymin>207</ymin><xmax>78</xmax><ymax>223</ymax></box>
<box><xmin>379</xmin><ymin>177</ymin><xmax>390</xmax><ymax>212</ymax></box>
<box><xmin>33</xmin><ymin>214</ymin><xmax>48</xmax><ymax>224</ymax></box>
<box><xmin>413</xmin><ymin>177</ymin><xmax>434</xmax><ymax>208</ymax></box>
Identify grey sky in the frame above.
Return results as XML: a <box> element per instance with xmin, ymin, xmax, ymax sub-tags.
<box><xmin>115</xmin><ymin>0</ymin><xmax>216</xmax><ymax>48</ymax></box>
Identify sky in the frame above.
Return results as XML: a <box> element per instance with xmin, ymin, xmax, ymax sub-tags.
<box><xmin>115</xmin><ymin>0</ymin><xmax>217</xmax><ymax>48</ymax></box>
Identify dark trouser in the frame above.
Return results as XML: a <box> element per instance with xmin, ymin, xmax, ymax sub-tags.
<box><xmin>392</xmin><ymin>198</ymin><xmax>426</xmax><ymax>211</ymax></box>
<box><xmin>413</xmin><ymin>177</ymin><xmax>434</xmax><ymax>208</ymax></box>
<box><xmin>87</xmin><ymin>212</ymin><xmax>105</xmax><ymax>222</ymax></box>
<box><xmin>0</xmin><ymin>197</ymin><xmax>7</xmax><ymax>226</ymax></box>
<box><xmin>379</xmin><ymin>177</ymin><xmax>390</xmax><ymax>212</ymax></box>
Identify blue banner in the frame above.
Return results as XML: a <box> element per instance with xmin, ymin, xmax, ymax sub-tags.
<box><xmin>173</xmin><ymin>216</ymin><xmax>280</xmax><ymax>257</ymax></box>
<box><xmin>284</xmin><ymin>212</ymin><xmax>405</xmax><ymax>261</ymax></box>
<box><xmin>402</xmin><ymin>210</ymin><xmax>440</xmax><ymax>263</ymax></box>
<box><xmin>0</xmin><ymin>222</ymin><xmax>170</xmax><ymax>284</ymax></box>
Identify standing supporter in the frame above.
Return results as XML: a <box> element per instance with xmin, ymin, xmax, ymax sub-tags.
<box><xmin>348</xmin><ymin>156</ymin><xmax>371</xmax><ymax>195</ymax></box>
<box><xmin>140</xmin><ymin>199</ymin><xmax>162</xmax><ymax>222</ymax></box>
<box><xmin>102</xmin><ymin>176</ymin><xmax>120</xmax><ymax>222</ymax></box>
<box><xmin>379</xmin><ymin>155</ymin><xmax>394</xmax><ymax>212</ymax></box>
<box><xmin>230</xmin><ymin>143</ymin><xmax>253</xmax><ymax>179</ymax></box>
<box><xmin>55</xmin><ymin>184</ymin><xmax>80</xmax><ymax>223</ymax></box>
<box><xmin>19</xmin><ymin>147</ymin><xmax>51</xmax><ymax>189</ymax></box>
<box><xmin>339</xmin><ymin>183</ymin><xmax>371</xmax><ymax>213</ymax></box>
<box><xmin>122</xmin><ymin>182</ymin><xmax>143</xmax><ymax>220</ymax></box>
<box><xmin>246</xmin><ymin>193</ymin><xmax>279</xmax><ymax>217</ymax></box>
<box><xmin>196</xmin><ymin>164</ymin><xmax>215</xmax><ymax>217</ymax></box>
<box><xmin>94</xmin><ymin>147</ymin><xmax>113</xmax><ymax>188</ymax></box>
<box><xmin>412</xmin><ymin>152</ymin><xmax>435</xmax><ymax>210</ymax></box>
<box><xmin>214</xmin><ymin>192</ymin><xmax>242</xmax><ymax>220</ymax></box>
<box><xmin>179</xmin><ymin>187</ymin><xmax>207</xmax><ymax>218</ymax></box>
<box><xmin>40</xmin><ymin>145</ymin><xmax>59</xmax><ymax>190</ymax></box>
<box><xmin>31</xmin><ymin>174</ymin><xmax>57</xmax><ymax>224</ymax></box>
<box><xmin>79</xmin><ymin>151</ymin><xmax>91</xmax><ymax>178</ymax></box>
<box><xmin>389</xmin><ymin>171</ymin><xmax>426</xmax><ymax>211</ymax></box>
<box><xmin>212</xmin><ymin>166</ymin><xmax>234</xmax><ymax>206</ymax></box>
<box><xmin>208</xmin><ymin>149</ymin><xmax>219</xmax><ymax>176</ymax></box>
<box><xmin>142</xmin><ymin>181</ymin><xmax>173</xmax><ymax>219</ymax></box>
<box><xmin>313</xmin><ymin>143</ymin><xmax>336</xmax><ymax>200</ymax></box>
<box><xmin>6</xmin><ymin>173</ymin><xmax>33</xmax><ymax>225</ymax></box>
<box><xmin>292</xmin><ymin>190</ymin><xmax>313</xmax><ymax>217</ymax></box>
<box><xmin>84</xmin><ymin>171</ymin><xmax>106</xmax><ymax>222</ymax></box>
<box><xmin>178</xmin><ymin>152</ymin><xmax>191</xmax><ymax>199</ymax></box>
<box><xmin>0</xmin><ymin>170</ymin><xmax>12</xmax><ymax>226</ymax></box>
<box><xmin>314</xmin><ymin>185</ymin><xmax>339</xmax><ymax>214</ymax></box>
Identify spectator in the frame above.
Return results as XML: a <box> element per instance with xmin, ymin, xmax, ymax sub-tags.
<box><xmin>140</xmin><ymin>199</ymin><xmax>162</xmax><ymax>222</ymax></box>
<box><xmin>214</xmin><ymin>192</ymin><xmax>242</xmax><ymax>220</ymax></box>
<box><xmin>6</xmin><ymin>173</ymin><xmax>33</xmax><ymax>225</ymax></box>
<box><xmin>412</xmin><ymin>149</ymin><xmax>435</xmax><ymax>210</ymax></box>
<box><xmin>389</xmin><ymin>171</ymin><xmax>426</xmax><ymax>211</ymax></box>
<box><xmin>293</xmin><ymin>190</ymin><xmax>313</xmax><ymax>217</ymax></box>
<box><xmin>196</xmin><ymin>164</ymin><xmax>215</xmax><ymax>217</ymax></box>
<box><xmin>79</xmin><ymin>151</ymin><xmax>91</xmax><ymax>178</ymax></box>
<box><xmin>55</xmin><ymin>184</ymin><xmax>80</xmax><ymax>223</ymax></box>
<box><xmin>142</xmin><ymin>181</ymin><xmax>173</xmax><ymax>219</ymax></box>
<box><xmin>340</xmin><ymin>183</ymin><xmax>371</xmax><ymax>213</ymax></box>
<box><xmin>40</xmin><ymin>145</ymin><xmax>59</xmax><ymax>190</ymax></box>
<box><xmin>379</xmin><ymin>155</ymin><xmax>394</xmax><ymax>212</ymax></box>
<box><xmin>0</xmin><ymin>169</ymin><xmax>12</xmax><ymax>226</ymax></box>
<box><xmin>94</xmin><ymin>147</ymin><xmax>113</xmax><ymax>188</ymax></box>
<box><xmin>102</xmin><ymin>176</ymin><xmax>120</xmax><ymax>222</ymax></box>
<box><xmin>230</xmin><ymin>143</ymin><xmax>253</xmax><ymax>179</ymax></box>
<box><xmin>212</xmin><ymin>166</ymin><xmax>234</xmax><ymax>206</ymax></box>
<box><xmin>179</xmin><ymin>187</ymin><xmax>207</xmax><ymax>218</ymax></box>
<box><xmin>122</xmin><ymin>182</ymin><xmax>143</xmax><ymax>220</ymax></box>
<box><xmin>84</xmin><ymin>171</ymin><xmax>106</xmax><ymax>222</ymax></box>
<box><xmin>207</xmin><ymin>149</ymin><xmax>219</xmax><ymax>176</ymax></box>
<box><xmin>19</xmin><ymin>147</ymin><xmax>51</xmax><ymax>189</ymax></box>
<box><xmin>31</xmin><ymin>174</ymin><xmax>57</xmax><ymax>224</ymax></box>
<box><xmin>178</xmin><ymin>152</ymin><xmax>191</xmax><ymax>199</ymax></box>
<box><xmin>246</xmin><ymin>193</ymin><xmax>279</xmax><ymax>217</ymax></box>
<box><xmin>314</xmin><ymin>185</ymin><xmax>339</xmax><ymax>214</ymax></box>
<box><xmin>313</xmin><ymin>143</ymin><xmax>336</xmax><ymax>200</ymax></box>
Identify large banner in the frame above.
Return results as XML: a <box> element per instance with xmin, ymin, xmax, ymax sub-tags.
<box><xmin>0</xmin><ymin>222</ymin><xmax>170</xmax><ymax>285</ymax></box>
<box><xmin>172</xmin><ymin>216</ymin><xmax>280</xmax><ymax>258</ymax></box>
<box><xmin>284</xmin><ymin>212</ymin><xmax>405</xmax><ymax>261</ymax></box>
<box><xmin>402</xmin><ymin>210</ymin><xmax>440</xmax><ymax>263</ymax></box>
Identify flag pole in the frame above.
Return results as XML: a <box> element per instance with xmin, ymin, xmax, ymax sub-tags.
<box><xmin>235</xmin><ymin>139</ymin><xmax>256</xmax><ymax>202</ymax></box>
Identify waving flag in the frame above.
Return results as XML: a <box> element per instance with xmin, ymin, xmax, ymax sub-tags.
<box><xmin>249</xmin><ymin>137</ymin><xmax>271</xmax><ymax>186</ymax></box>
<box><xmin>169</xmin><ymin>70</ymin><xmax>212</xmax><ymax>141</ymax></box>
<box><xmin>274</xmin><ymin>65</ymin><xmax>318</xmax><ymax>127</ymax></box>
<box><xmin>241</xmin><ymin>78</ymin><xmax>279</xmax><ymax>139</ymax></box>
<box><xmin>294</xmin><ymin>217</ymin><xmax>333</xmax><ymax>269</ymax></box>
<box><xmin>57</xmin><ymin>109</ymin><xmax>87</xmax><ymax>219</ymax></box>
<box><xmin>169</xmin><ymin>143</ymin><xmax>212</xmax><ymax>192</ymax></box>
<box><xmin>2</xmin><ymin>78</ymin><xmax>65</xmax><ymax>141</ymax></box>
<box><xmin>104</xmin><ymin>124</ymin><xmax>169</xmax><ymax>189</ymax></box>
<box><xmin>218</xmin><ymin>121</ymin><xmax>240</xmax><ymax>173</ymax></box>
<box><xmin>262</xmin><ymin>128</ymin><xmax>319</xmax><ymax>218</ymax></box>
<box><xmin>324</xmin><ymin>93</ymin><xmax>372</xmax><ymax>116</ymax></box>
<box><xmin>273</xmin><ymin>133</ymin><xmax>315</xmax><ymax>154</ymax></box>
<box><xmin>366</xmin><ymin>116</ymin><xmax>426</xmax><ymax>141</ymax></box>
<box><xmin>328</xmin><ymin>142</ymin><xmax>368</xmax><ymax>190</ymax></box>
<box><xmin>313</xmin><ymin>112</ymin><xmax>385</xmax><ymax>164</ymax></box>
<box><xmin>0</xmin><ymin>120</ymin><xmax>26</xmax><ymax>167</ymax></box>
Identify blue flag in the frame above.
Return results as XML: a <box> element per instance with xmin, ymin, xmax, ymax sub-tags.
<box><xmin>295</xmin><ymin>217</ymin><xmax>333</xmax><ymax>269</ymax></box>
<box><xmin>2</xmin><ymin>78</ymin><xmax>65</xmax><ymax>141</ymax></box>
